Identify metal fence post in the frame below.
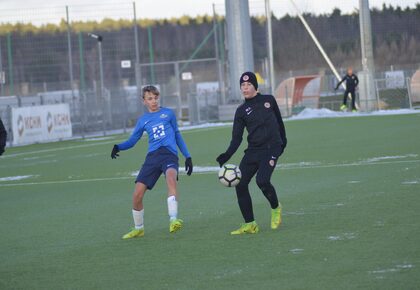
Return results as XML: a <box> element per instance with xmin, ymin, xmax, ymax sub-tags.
<box><xmin>133</xmin><ymin>2</ymin><xmax>143</xmax><ymax>115</ymax></box>
<box><xmin>7</xmin><ymin>33</ymin><xmax>14</xmax><ymax>96</ymax></box>
<box><xmin>66</xmin><ymin>6</ymin><xmax>74</xmax><ymax>97</ymax></box>
<box><xmin>285</xmin><ymin>85</ymin><xmax>290</xmax><ymax>116</ymax></box>
<box><xmin>174</xmin><ymin>61</ymin><xmax>182</xmax><ymax>119</ymax></box>
<box><xmin>147</xmin><ymin>26</ymin><xmax>155</xmax><ymax>84</ymax></box>
<box><xmin>0</xmin><ymin>37</ymin><xmax>4</xmax><ymax>96</ymax></box>
<box><xmin>265</xmin><ymin>0</ymin><xmax>275</xmax><ymax>95</ymax></box>
<box><xmin>374</xmin><ymin>79</ymin><xmax>380</xmax><ymax>110</ymax></box>
<box><xmin>213</xmin><ymin>4</ymin><xmax>225</xmax><ymax>105</ymax></box>
<box><xmin>406</xmin><ymin>77</ymin><xmax>413</xmax><ymax>109</ymax></box>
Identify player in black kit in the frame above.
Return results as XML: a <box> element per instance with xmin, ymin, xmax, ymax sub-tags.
<box><xmin>335</xmin><ymin>67</ymin><xmax>359</xmax><ymax>112</ymax></box>
<box><xmin>216</xmin><ymin>72</ymin><xmax>287</xmax><ymax>235</ymax></box>
<box><xmin>0</xmin><ymin>118</ymin><xmax>7</xmax><ymax>156</ymax></box>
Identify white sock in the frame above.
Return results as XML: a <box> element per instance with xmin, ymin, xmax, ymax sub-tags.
<box><xmin>167</xmin><ymin>195</ymin><xmax>178</xmax><ymax>221</ymax></box>
<box><xmin>132</xmin><ymin>209</ymin><xmax>144</xmax><ymax>229</ymax></box>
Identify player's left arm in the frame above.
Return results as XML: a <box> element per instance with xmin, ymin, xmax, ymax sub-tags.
<box><xmin>335</xmin><ymin>75</ymin><xmax>345</xmax><ymax>90</ymax></box>
<box><xmin>169</xmin><ymin>110</ymin><xmax>193</xmax><ymax>175</ymax></box>
<box><xmin>271</xmin><ymin>96</ymin><xmax>287</xmax><ymax>148</ymax></box>
<box><xmin>169</xmin><ymin>111</ymin><xmax>190</xmax><ymax>158</ymax></box>
<box><xmin>354</xmin><ymin>75</ymin><xmax>359</xmax><ymax>87</ymax></box>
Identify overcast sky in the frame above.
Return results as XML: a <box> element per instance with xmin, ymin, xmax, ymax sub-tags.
<box><xmin>1</xmin><ymin>0</ymin><xmax>418</xmax><ymax>25</ymax></box>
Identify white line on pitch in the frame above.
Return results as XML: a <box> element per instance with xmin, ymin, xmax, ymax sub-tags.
<box><xmin>1</xmin><ymin>159</ymin><xmax>419</xmax><ymax>187</ymax></box>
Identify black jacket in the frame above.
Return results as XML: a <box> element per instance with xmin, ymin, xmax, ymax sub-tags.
<box><xmin>336</xmin><ymin>73</ymin><xmax>359</xmax><ymax>91</ymax></box>
<box><xmin>0</xmin><ymin>118</ymin><xmax>7</xmax><ymax>155</ymax></box>
<box><xmin>225</xmin><ymin>93</ymin><xmax>287</xmax><ymax>157</ymax></box>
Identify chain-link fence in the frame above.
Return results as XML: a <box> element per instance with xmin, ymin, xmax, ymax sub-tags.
<box><xmin>1</xmin><ymin>1</ymin><xmax>419</xmax><ymax>145</ymax></box>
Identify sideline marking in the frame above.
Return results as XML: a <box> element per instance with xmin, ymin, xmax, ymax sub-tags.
<box><xmin>1</xmin><ymin>159</ymin><xmax>419</xmax><ymax>187</ymax></box>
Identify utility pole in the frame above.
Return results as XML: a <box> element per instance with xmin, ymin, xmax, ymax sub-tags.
<box><xmin>213</xmin><ymin>4</ymin><xmax>226</xmax><ymax>104</ymax></box>
<box><xmin>66</xmin><ymin>6</ymin><xmax>74</xmax><ymax>97</ymax></box>
<box><xmin>265</xmin><ymin>0</ymin><xmax>275</xmax><ymax>95</ymax></box>
<box><xmin>359</xmin><ymin>0</ymin><xmax>376</xmax><ymax>111</ymax></box>
<box><xmin>88</xmin><ymin>33</ymin><xmax>109</xmax><ymax>134</ymax></box>
<box><xmin>225</xmin><ymin>0</ymin><xmax>254</xmax><ymax>101</ymax></box>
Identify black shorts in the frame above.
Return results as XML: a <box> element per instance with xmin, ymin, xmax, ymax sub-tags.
<box><xmin>136</xmin><ymin>147</ymin><xmax>179</xmax><ymax>189</ymax></box>
<box><xmin>238</xmin><ymin>146</ymin><xmax>284</xmax><ymax>186</ymax></box>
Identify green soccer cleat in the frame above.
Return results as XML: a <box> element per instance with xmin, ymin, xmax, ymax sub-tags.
<box><xmin>340</xmin><ymin>104</ymin><xmax>347</xmax><ymax>111</ymax></box>
<box><xmin>122</xmin><ymin>228</ymin><xmax>144</xmax><ymax>239</ymax></box>
<box><xmin>169</xmin><ymin>219</ymin><xmax>183</xmax><ymax>233</ymax></box>
<box><xmin>352</xmin><ymin>109</ymin><xmax>357</xmax><ymax>113</ymax></box>
<box><xmin>231</xmin><ymin>221</ymin><xmax>259</xmax><ymax>235</ymax></box>
<box><xmin>271</xmin><ymin>206</ymin><xmax>282</xmax><ymax>229</ymax></box>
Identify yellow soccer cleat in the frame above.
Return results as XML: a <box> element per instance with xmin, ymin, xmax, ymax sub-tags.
<box><xmin>271</xmin><ymin>206</ymin><xmax>282</xmax><ymax>229</ymax></box>
<box><xmin>231</xmin><ymin>221</ymin><xmax>259</xmax><ymax>235</ymax></box>
<box><xmin>340</xmin><ymin>104</ymin><xmax>347</xmax><ymax>111</ymax></box>
<box><xmin>169</xmin><ymin>219</ymin><xmax>183</xmax><ymax>233</ymax></box>
<box><xmin>122</xmin><ymin>228</ymin><xmax>144</xmax><ymax>239</ymax></box>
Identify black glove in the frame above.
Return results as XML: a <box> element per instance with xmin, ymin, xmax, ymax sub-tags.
<box><xmin>185</xmin><ymin>157</ymin><xmax>193</xmax><ymax>176</ymax></box>
<box><xmin>216</xmin><ymin>153</ymin><xmax>230</xmax><ymax>167</ymax></box>
<box><xmin>111</xmin><ymin>144</ymin><xmax>120</xmax><ymax>159</ymax></box>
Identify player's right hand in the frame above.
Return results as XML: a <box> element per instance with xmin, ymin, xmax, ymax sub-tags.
<box><xmin>111</xmin><ymin>144</ymin><xmax>120</xmax><ymax>159</ymax></box>
<box><xmin>216</xmin><ymin>153</ymin><xmax>229</xmax><ymax>167</ymax></box>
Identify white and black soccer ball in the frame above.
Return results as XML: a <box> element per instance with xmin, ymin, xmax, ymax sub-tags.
<box><xmin>218</xmin><ymin>164</ymin><xmax>241</xmax><ymax>187</ymax></box>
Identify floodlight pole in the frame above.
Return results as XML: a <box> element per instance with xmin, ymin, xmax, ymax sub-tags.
<box><xmin>88</xmin><ymin>33</ymin><xmax>106</xmax><ymax>133</ymax></box>
<box><xmin>66</xmin><ymin>6</ymin><xmax>74</xmax><ymax>98</ymax></box>
<box><xmin>88</xmin><ymin>33</ymin><xmax>104</xmax><ymax>102</ymax></box>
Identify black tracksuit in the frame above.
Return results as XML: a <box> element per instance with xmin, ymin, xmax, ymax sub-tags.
<box><xmin>0</xmin><ymin>118</ymin><xmax>7</xmax><ymax>156</ymax></box>
<box><xmin>336</xmin><ymin>73</ymin><xmax>359</xmax><ymax>109</ymax></box>
<box><xmin>224</xmin><ymin>93</ymin><xmax>287</xmax><ymax>223</ymax></box>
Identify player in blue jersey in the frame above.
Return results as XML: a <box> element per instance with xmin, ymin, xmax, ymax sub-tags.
<box><xmin>111</xmin><ymin>85</ymin><xmax>193</xmax><ymax>239</ymax></box>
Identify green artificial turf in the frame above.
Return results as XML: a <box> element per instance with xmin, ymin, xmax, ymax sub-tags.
<box><xmin>1</xmin><ymin>113</ymin><xmax>419</xmax><ymax>289</ymax></box>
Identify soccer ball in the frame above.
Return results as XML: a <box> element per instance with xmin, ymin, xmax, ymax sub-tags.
<box><xmin>218</xmin><ymin>164</ymin><xmax>241</xmax><ymax>187</ymax></box>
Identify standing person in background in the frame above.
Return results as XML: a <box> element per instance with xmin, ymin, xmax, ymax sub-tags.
<box><xmin>0</xmin><ymin>118</ymin><xmax>7</xmax><ymax>156</ymax></box>
<box><xmin>335</xmin><ymin>67</ymin><xmax>359</xmax><ymax>112</ymax></box>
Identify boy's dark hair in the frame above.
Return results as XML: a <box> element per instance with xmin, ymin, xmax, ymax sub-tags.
<box><xmin>142</xmin><ymin>85</ymin><xmax>160</xmax><ymax>98</ymax></box>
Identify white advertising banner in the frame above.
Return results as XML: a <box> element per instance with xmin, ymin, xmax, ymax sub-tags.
<box><xmin>12</xmin><ymin>104</ymin><xmax>72</xmax><ymax>145</ymax></box>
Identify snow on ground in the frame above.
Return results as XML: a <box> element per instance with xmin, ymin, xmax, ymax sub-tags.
<box><xmin>327</xmin><ymin>232</ymin><xmax>357</xmax><ymax>241</ymax></box>
<box><xmin>363</xmin><ymin>154</ymin><xmax>418</xmax><ymax>163</ymax></box>
<box><xmin>369</xmin><ymin>263</ymin><xmax>415</xmax><ymax>278</ymax></box>
<box><xmin>178</xmin><ymin>122</ymin><xmax>231</xmax><ymax>131</ymax></box>
<box><xmin>83</xmin><ymin>137</ymin><xmax>114</xmax><ymax>142</ymax></box>
<box><xmin>5</xmin><ymin>108</ymin><xmax>418</xmax><ymax>148</ymax></box>
<box><xmin>289</xmin><ymin>249</ymin><xmax>304</xmax><ymax>254</ymax></box>
<box><xmin>76</xmin><ymin>108</ymin><xmax>419</xmax><ymax>141</ymax></box>
<box><xmin>402</xmin><ymin>180</ymin><xmax>419</xmax><ymax>185</ymax></box>
<box><xmin>0</xmin><ymin>175</ymin><xmax>36</xmax><ymax>182</ymax></box>
<box><xmin>289</xmin><ymin>108</ymin><xmax>419</xmax><ymax>120</ymax></box>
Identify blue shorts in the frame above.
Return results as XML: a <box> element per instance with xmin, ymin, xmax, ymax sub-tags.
<box><xmin>136</xmin><ymin>147</ymin><xmax>179</xmax><ymax>189</ymax></box>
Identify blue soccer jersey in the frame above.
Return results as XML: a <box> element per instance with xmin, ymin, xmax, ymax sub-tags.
<box><xmin>117</xmin><ymin>107</ymin><xmax>190</xmax><ymax>158</ymax></box>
